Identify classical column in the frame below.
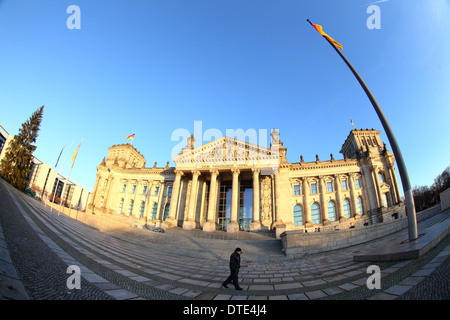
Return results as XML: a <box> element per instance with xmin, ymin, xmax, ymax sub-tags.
<box><xmin>162</xmin><ymin>170</ymin><xmax>183</xmax><ymax>228</ymax></box>
<box><xmin>143</xmin><ymin>180</ymin><xmax>153</xmax><ymax>221</ymax></box>
<box><xmin>203</xmin><ymin>169</ymin><xmax>219</xmax><ymax>232</ymax></box>
<box><xmin>273</xmin><ymin>170</ymin><xmax>283</xmax><ymax>225</ymax></box>
<box><xmin>335</xmin><ymin>175</ymin><xmax>345</xmax><ymax>222</ymax></box>
<box><xmin>184</xmin><ymin>169</ymin><xmax>201</xmax><ymax>230</ymax></box>
<box><xmin>348</xmin><ymin>174</ymin><xmax>359</xmax><ymax>217</ymax></box>
<box><xmin>156</xmin><ymin>182</ymin><xmax>166</xmax><ymax>222</ymax></box>
<box><xmin>89</xmin><ymin>173</ymin><xmax>101</xmax><ymax>210</ymax></box>
<box><xmin>250</xmin><ymin>167</ymin><xmax>261</xmax><ymax>231</ymax></box>
<box><xmin>319</xmin><ymin>176</ymin><xmax>330</xmax><ymax>225</ymax></box>
<box><xmin>198</xmin><ymin>178</ymin><xmax>207</xmax><ymax>227</ymax></box>
<box><xmin>302</xmin><ymin>177</ymin><xmax>313</xmax><ymax>227</ymax></box>
<box><xmin>371</xmin><ymin>165</ymin><xmax>382</xmax><ymax>208</ymax></box>
<box><xmin>388</xmin><ymin>165</ymin><xmax>400</xmax><ymax>204</ymax></box>
<box><xmin>102</xmin><ymin>176</ymin><xmax>114</xmax><ymax>213</ymax></box>
<box><xmin>227</xmin><ymin>168</ymin><xmax>240</xmax><ymax>233</ymax></box>
<box><xmin>272</xmin><ymin>169</ymin><xmax>286</xmax><ymax>239</ymax></box>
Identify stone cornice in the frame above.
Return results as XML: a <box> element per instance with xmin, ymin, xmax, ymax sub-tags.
<box><xmin>287</xmin><ymin>158</ymin><xmax>359</xmax><ymax>171</ymax></box>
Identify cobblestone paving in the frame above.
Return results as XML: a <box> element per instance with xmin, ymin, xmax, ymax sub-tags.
<box><xmin>1</xmin><ymin>179</ymin><xmax>449</xmax><ymax>300</ymax></box>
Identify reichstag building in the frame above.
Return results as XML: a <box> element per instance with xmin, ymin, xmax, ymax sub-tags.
<box><xmin>87</xmin><ymin>128</ymin><xmax>403</xmax><ymax>238</ymax></box>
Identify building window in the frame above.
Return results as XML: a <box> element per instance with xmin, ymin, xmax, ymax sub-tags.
<box><xmin>355</xmin><ymin>178</ymin><xmax>361</xmax><ymax>189</ymax></box>
<box><xmin>378</xmin><ymin>172</ymin><xmax>385</xmax><ymax>184</ymax></box>
<box><xmin>142</xmin><ymin>186</ymin><xmax>148</xmax><ymax>194</ymax></box>
<box><xmin>343</xmin><ymin>199</ymin><xmax>351</xmax><ymax>219</ymax></box>
<box><xmin>311</xmin><ymin>203</ymin><xmax>320</xmax><ymax>224</ymax></box>
<box><xmin>328</xmin><ymin>201</ymin><xmax>337</xmax><ymax>222</ymax></box>
<box><xmin>341</xmin><ymin>180</ymin><xmax>348</xmax><ymax>191</ymax></box>
<box><xmin>357</xmin><ymin>197</ymin><xmax>364</xmax><ymax>215</ymax></box>
<box><xmin>311</xmin><ymin>183</ymin><xmax>317</xmax><ymax>194</ymax></box>
<box><xmin>139</xmin><ymin>201</ymin><xmax>145</xmax><ymax>218</ymax></box>
<box><xmin>293</xmin><ymin>205</ymin><xmax>303</xmax><ymax>226</ymax></box>
<box><xmin>327</xmin><ymin>182</ymin><xmax>333</xmax><ymax>192</ymax></box>
<box><xmin>293</xmin><ymin>185</ymin><xmax>300</xmax><ymax>196</ymax></box>
<box><xmin>128</xmin><ymin>200</ymin><xmax>134</xmax><ymax>216</ymax></box>
<box><xmin>118</xmin><ymin>198</ymin><xmax>124</xmax><ymax>214</ymax></box>
<box><xmin>163</xmin><ymin>205</ymin><xmax>170</xmax><ymax>220</ymax></box>
<box><xmin>100</xmin><ymin>196</ymin><xmax>104</xmax><ymax>208</ymax></box>
<box><xmin>154</xmin><ymin>186</ymin><xmax>160</xmax><ymax>196</ymax></box>
<box><xmin>151</xmin><ymin>203</ymin><xmax>158</xmax><ymax>220</ymax></box>
<box><xmin>131</xmin><ymin>185</ymin><xmax>137</xmax><ymax>194</ymax></box>
<box><xmin>168</xmin><ymin>186</ymin><xmax>173</xmax><ymax>197</ymax></box>
<box><xmin>122</xmin><ymin>184</ymin><xmax>127</xmax><ymax>193</ymax></box>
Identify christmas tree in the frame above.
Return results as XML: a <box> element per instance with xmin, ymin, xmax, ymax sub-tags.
<box><xmin>0</xmin><ymin>106</ymin><xmax>44</xmax><ymax>191</ymax></box>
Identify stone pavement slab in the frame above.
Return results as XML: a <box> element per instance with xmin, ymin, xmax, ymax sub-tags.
<box><xmin>1</xmin><ymin>178</ymin><xmax>449</xmax><ymax>301</ymax></box>
<box><xmin>354</xmin><ymin>209</ymin><xmax>450</xmax><ymax>262</ymax></box>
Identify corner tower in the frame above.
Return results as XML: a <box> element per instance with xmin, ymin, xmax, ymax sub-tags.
<box><xmin>341</xmin><ymin>129</ymin><xmax>402</xmax><ymax>219</ymax></box>
<box><xmin>340</xmin><ymin>129</ymin><xmax>383</xmax><ymax>159</ymax></box>
<box><xmin>104</xmin><ymin>144</ymin><xmax>146</xmax><ymax>169</ymax></box>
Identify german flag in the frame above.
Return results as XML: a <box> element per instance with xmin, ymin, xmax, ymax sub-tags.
<box><xmin>126</xmin><ymin>133</ymin><xmax>135</xmax><ymax>140</ymax></box>
<box><xmin>307</xmin><ymin>20</ymin><xmax>343</xmax><ymax>50</ymax></box>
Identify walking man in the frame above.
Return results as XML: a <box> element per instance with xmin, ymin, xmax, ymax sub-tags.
<box><xmin>221</xmin><ymin>247</ymin><xmax>243</xmax><ymax>290</ymax></box>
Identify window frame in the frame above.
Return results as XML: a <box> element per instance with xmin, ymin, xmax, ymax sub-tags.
<box><xmin>311</xmin><ymin>203</ymin><xmax>320</xmax><ymax>224</ymax></box>
<box><xmin>327</xmin><ymin>201</ymin><xmax>337</xmax><ymax>222</ymax></box>
<box><xmin>293</xmin><ymin>204</ymin><xmax>303</xmax><ymax>226</ymax></box>
<box><xmin>310</xmin><ymin>183</ymin><xmax>317</xmax><ymax>194</ymax></box>
<box><xmin>343</xmin><ymin>198</ymin><xmax>351</xmax><ymax>219</ymax></box>
<box><xmin>293</xmin><ymin>185</ymin><xmax>301</xmax><ymax>196</ymax></box>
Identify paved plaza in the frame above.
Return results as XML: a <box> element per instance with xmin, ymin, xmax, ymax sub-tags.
<box><xmin>0</xmin><ymin>178</ymin><xmax>449</xmax><ymax>302</ymax></box>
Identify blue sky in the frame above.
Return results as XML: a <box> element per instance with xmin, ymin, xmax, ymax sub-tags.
<box><xmin>0</xmin><ymin>0</ymin><xmax>449</xmax><ymax>193</ymax></box>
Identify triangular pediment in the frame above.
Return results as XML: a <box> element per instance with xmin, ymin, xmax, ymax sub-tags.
<box><xmin>173</xmin><ymin>136</ymin><xmax>279</xmax><ymax>166</ymax></box>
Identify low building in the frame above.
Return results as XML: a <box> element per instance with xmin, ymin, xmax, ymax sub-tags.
<box><xmin>88</xmin><ymin>128</ymin><xmax>404</xmax><ymax>237</ymax></box>
<box><xmin>0</xmin><ymin>123</ymin><xmax>91</xmax><ymax>211</ymax></box>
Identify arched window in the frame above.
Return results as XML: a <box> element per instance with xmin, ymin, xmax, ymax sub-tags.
<box><xmin>293</xmin><ymin>205</ymin><xmax>303</xmax><ymax>226</ymax></box>
<box><xmin>151</xmin><ymin>203</ymin><xmax>158</xmax><ymax>220</ymax></box>
<box><xmin>343</xmin><ymin>199</ymin><xmax>351</xmax><ymax>219</ymax></box>
<box><xmin>357</xmin><ymin>197</ymin><xmax>364</xmax><ymax>215</ymax></box>
<box><xmin>139</xmin><ymin>201</ymin><xmax>145</xmax><ymax>218</ymax></box>
<box><xmin>163</xmin><ymin>204</ymin><xmax>170</xmax><ymax>220</ymax></box>
<box><xmin>311</xmin><ymin>203</ymin><xmax>320</xmax><ymax>224</ymax></box>
<box><xmin>127</xmin><ymin>200</ymin><xmax>134</xmax><ymax>216</ymax></box>
<box><xmin>328</xmin><ymin>201</ymin><xmax>337</xmax><ymax>222</ymax></box>
<box><xmin>378</xmin><ymin>172</ymin><xmax>385</xmax><ymax>183</ymax></box>
<box><xmin>117</xmin><ymin>198</ymin><xmax>124</xmax><ymax>214</ymax></box>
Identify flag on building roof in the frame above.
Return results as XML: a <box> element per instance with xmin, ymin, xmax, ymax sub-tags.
<box><xmin>126</xmin><ymin>133</ymin><xmax>135</xmax><ymax>140</ymax></box>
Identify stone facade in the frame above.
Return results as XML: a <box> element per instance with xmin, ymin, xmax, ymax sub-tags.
<box><xmin>88</xmin><ymin>129</ymin><xmax>403</xmax><ymax>238</ymax></box>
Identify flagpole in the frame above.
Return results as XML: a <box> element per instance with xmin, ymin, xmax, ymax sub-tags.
<box><xmin>45</xmin><ymin>143</ymin><xmax>66</xmax><ymax>208</ymax></box>
<box><xmin>58</xmin><ymin>138</ymin><xmax>83</xmax><ymax>216</ymax></box>
<box><xmin>51</xmin><ymin>139</ymin><xmax>74</xmax><ymax>212</ymax></box>
<box><xmin>307</xmin><ymin>19</ymin><xmax>418</xmax><ymax>241</ymax></box>
<box><xmin>58</xmin><ymin>166</ymin><xmax>72</xmax><ymax>216</ymax></box>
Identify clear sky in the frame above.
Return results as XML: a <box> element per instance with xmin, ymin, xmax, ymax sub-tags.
<box><xmin>1</xmin><ymin>0</ymin><xmax>449</xmax><ymax>194</ymax></box>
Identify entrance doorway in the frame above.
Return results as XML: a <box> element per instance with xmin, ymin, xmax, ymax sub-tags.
<box><xmin>239</xmin><ymin>181</ymin><xmax>253</xmax><ymax>231</ymax></box>
<box><xmin>217</xmin><ymin>180</ymin><xmax>253</xmax><ymax>231</ymax></box>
